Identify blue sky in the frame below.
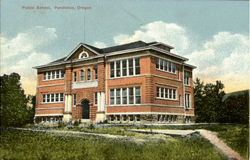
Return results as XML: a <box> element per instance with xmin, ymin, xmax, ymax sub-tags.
<box><xmin>1</xmin><ymin>0</ymin><xmax>249</xmax><ymax>94</ymax></box>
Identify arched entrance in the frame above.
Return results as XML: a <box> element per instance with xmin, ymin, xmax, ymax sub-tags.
<box><xmin>81</xmin><ymin>99</ymin><xmax>90</xmax><ymax>119</ymax></box>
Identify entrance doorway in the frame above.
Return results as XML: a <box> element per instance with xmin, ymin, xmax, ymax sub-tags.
<box><xmin>81</xmin><ymin>99</ymin><xmax>90</xmax><ymax>119</ymax></box>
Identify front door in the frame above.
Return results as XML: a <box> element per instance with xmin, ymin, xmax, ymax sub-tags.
<box><xmin>81</xmin><ymin>99</ymin><xmax>90</xmax><ymax>119</ymax></box>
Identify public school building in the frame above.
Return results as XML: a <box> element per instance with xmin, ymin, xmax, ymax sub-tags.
<box><xmin>34</xmin><ymin>41</ymin><xmax>196</xmax><ymax>124</ymax></box>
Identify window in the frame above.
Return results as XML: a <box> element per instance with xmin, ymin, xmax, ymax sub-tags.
<box><xmin>56</xmin><ymin>70</ymin><xmax>60</xmax><ymax>79</ymax></box>
<box><xmin>168</xmin><ymin>62</ymin><xmax>172</xmax><ymax>72</ymax></box>
<box><xmin>48</xmin><ymin>71</ymin><xmax>51</xmax><ymax>80</ymax></box>
<box><xmin>43</xmin><ymin>73</ymin><xmax>46</xmax><ymax>80</ymax></box>
<box><xmin>116</xmin><ymin>61</ymin><xmax>121</xmax><ymax>77</ymax></box>
<box><xmin>116</xmin><ymin>116</ymin><xmax>120</xmax><ymax>121</ymax></box>
<box><xmin>164</xmin><ymin>60</ymin><xmax>168</xmax><ymax>71</ymax></box>
<box><xmin>110</xmin><ymin>87</ymin><xmax>140</xmax><ymax>105</ymax></box>
<box><xmin>185</xmin><ymin>94</ymin><xmax>191</xmax><ymax>109</ymax></box>
<box><xmin>135</xmin><ymin>87</ymin><xmax>141</xmax><ymax>104</ymax></box>
<box><xmin>128</xmin><ymin>59</ymin><xmax>133</xmax><ymax>76</ymax></box>
<box><xmin>173</xmin><ymin>90</ymin><xmax>176</xmax><ymax>99</ymax></box>
<box><xmin>51</xmin><ymin>94</ymin><xmax>54</xmax><ymax>102</ymax></box>
<box><xmin>122</xmin><ymin>88</ymin><xmax>127</xmax><ymax>104</ymax></box>
<box><xmin>116</xmin><ymin>89</ymin><xmax>121</xmax><ymax>104</ymax></box>
<box><xmin>135</xmin><ymin>58</ymin><xmax>140</xmax><ymax>75</ymax></box>
<box><xmin>184</xmin><ymin>71</ymin><xmax>190</xmax><ymax>85</ymax></box>
<box><xmin>52</xmin><ymin>71</ymin><xmax>55</xmax><ymax>79</ymax></box>
<box><xmin>94</xmin><ymin>67</ymin><xmax>98</xmax><ymax>80</ymax></box>
<box><xmin>43</xmin><ymin>95</ymin><xmax>46</xmax><ymax>103</ymax></box>
<box><xmin>110</xmin><ymin>62</ymin><xmax>115</xmax><ymax>78</ymax></box>
<box><xmin>73</xmin><ymin>93</ymin><xmax>76</xmax><ymax>105</ymax></box>
<box><xmin>156</xmin><ymin>58</ymin><xmax>160</xmax><ymax>68</ymax></box>
<box><xmin>169</xmin><ymin>89</ymin><xmax>172</xmax><ymax>99</ymax></box>
<box><xmin>55</xmin><ymin>93</ymin><xmax>59</xmax><ymax>102</ymax></box>
<box><xmin>87</xmin><ymin>69</ymin><xmax>91</xmax><ymax>80</ymax></box>
<box><xmin>129</xmin><ymin>87</ymin><xmax>134</xmax><ymax>104</ymax></box>
<box><xmin>79</xmin><ymin>52</ymin><xmax>88</xmax><ymax>59</ymax></box>
<box><xmin>110</xmin><ymin>89</ymin><xmax>114</xmax><ymax>105</ymax></box>
<box><xmin>160</xmin><ymin>88</ymin><xmax>164</xmax><ymax>98</ymax></box>
<box><xmin>160</xmin><ymin>59</ymin><xmax>163</xmax><ymax>70</ymax></box>
<box><xmin>156</xmin><ymin>87</ymin><xmax>177</xmax><ymax>100</ymax></box>
<box><xmin>110</xmin><ymin>58</ymin><xmax>140</xmax><ymax>78</ymax></box>
<box><xmin>156</xmin><ymin>57</ymin><xmax>176</xmax><ymax>74</ymax></box>
<box><xmin>157</xmin><ymin>87</ymin><xmax>160</xmax><ymax>97</ymax></box>
<box><xmin>61</xmin><ymin>70</ymin><xmax>65</xmax><ymax>78</ymax></box>
<box><xmin>129</xmin><ymin>115</ymin><xmax>134</xmax><ymax>121</ymax></box>
<box><xmin>172</xmin><ymin>63</ymin><xmax>176</xmax><ymax>73</ymax></box>
<box><xmin>74</xmin><ymin>72</ymin><xmax>77</xmax><ymax>82</ymax></box>
<box><xmin>165</xmin><ymin>88</ymin><xmax>169</xmax><ymax>98</ymax></box>
<box><xmin>123</xmin><ymin>115</ymin><xmax>127</xmax><ymax>121</ymax></box>
<box><xmin>136</xmin><ymin>115</ymin><xmax>140</xmax><ymax>121</ymax></box>
<box><xmin>80</xmin><ymin>70</ymin><xmax>85</xmax><ymax>81</ymax></box>
<box><xmin>43</xmin><ymin>69</ymin><xmax>64</xmax><ymax>81</ymax></box>
<box><xmin>94</xmin><ymin>92</ymin><xmax>98</xmax><ymax>105</ymax></box>
<box><xmin>60</xmin><ymin>93</ymin><xmax>64</xmax><ymax>102</ymax></box>
<box><xmin>122</xmin><ymin>60</ymin><xmax>127</xmax><ymax>76</ymax></box>
<box><xmin>47</xmin><ymin>94</ymin><xmax>50</xmax><ymax>102</ymax></box>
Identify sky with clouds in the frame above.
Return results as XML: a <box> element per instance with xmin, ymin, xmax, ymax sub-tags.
<box><xmin>1</xmin><ymin>0</ymin><xmax>249</xmax><ymax>95</ymax></box>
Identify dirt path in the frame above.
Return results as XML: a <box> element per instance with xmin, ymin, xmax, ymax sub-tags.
<box><xmin>197</xmin><ymin>129</ymin><xmax>244</xmax><ymax>160</ymax></box>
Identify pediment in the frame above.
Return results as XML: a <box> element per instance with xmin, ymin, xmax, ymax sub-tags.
<box><xmin>64</xmin><ymin>43</ymin><xmax>101</xmax><ymax>61</ymax></box>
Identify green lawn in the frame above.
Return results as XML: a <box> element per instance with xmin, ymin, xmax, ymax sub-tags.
<box><xmin>145</xmin><ymin>124</ymin><xmax>249</xmax><ymax>159</ymax></box>
<box><xmin>0</xmin><ymin>130</ymin><xmax>226</xmax><ymax>160</ymax></box>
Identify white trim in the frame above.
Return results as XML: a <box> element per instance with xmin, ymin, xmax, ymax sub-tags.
<box><xmin>106</xmin><ymin>103</ymin><xmax>184</xmax><ymax>108</ymax></box>
<box><xmin>35</xmin><ymin>114</ymin><xmax>63</xmax><ymax>117</ymax></box>
<box><xmin>64</xmin><ymin>43</ymin><xmax>101</xmax><ymax>61</ymax></box>
<box><xmin>149</xmin><ymin>42</ymin><xmax>174</xmax><ymax>49</ymax></box>
<box><xmin>38</xmin><ymin>83</ymin><xmax>64</xmax><ymax>88</ymax></box>
<box><xmin>106</xmin><ymin>112</ymin><xmax>194</xmax><ymax>116</ymax></box>
<box><xmin>78</xmin><ymin>51</ymin><xmax>89</xmax><ymax>59</ymax></box>
<box><xmin>156</xmin><ymin>82</ymin><xmax>179</xmax><ymax>88</ymax></box>
<box><xmin>36</xmin><ymin>107</ymin><xmax>64</xmax><ymax>110</ymax></box>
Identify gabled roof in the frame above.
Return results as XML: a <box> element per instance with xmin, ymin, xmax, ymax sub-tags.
<box><xmin>34</xmin><ymin>41</ymin><xmax>190</xmax><ymax>69</ymax></box>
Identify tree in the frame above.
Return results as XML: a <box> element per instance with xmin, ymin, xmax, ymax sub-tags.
<box><xmin>194</xmin><ymin>78</ymin><xmax>248</xmax><ymax>124</ymax></box>
<box><xmin>0</xmin><ymin>73</ymin><xmax>31</xmax><ymax>127</ymax></box>
<box><xmin>194</xmin><ymin>78</ymin><xmax>225</xmax><ymax>123</ymax></box>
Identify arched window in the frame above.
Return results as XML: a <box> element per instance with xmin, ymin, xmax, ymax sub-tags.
<box><xmin>79</xmin><ymin>51</ymin><xmax>89</xmax><ymax>59</ymax></box>
<box><xmin>87</xmin><ymin>69</ymin><xmax>91</xmax><ymax>80</ymax></box>
<box><xmin>80</xmin><ymin>69</ymin><xmax>85</xmax><ymax>81</ymax></box>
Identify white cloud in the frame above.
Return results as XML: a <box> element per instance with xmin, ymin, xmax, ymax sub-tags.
<box><xmin>1</xmin><ymin>26</ymin><xmax>56</xmax><ymax>59</ymax></box>
<box><xmin>93</xmin><ymin>41</ymin><xmax>107</xmax><ymax>48</ymax></box>
<box><xmin>187</xmin><ymin>32</ymin><xmax>249</xmax><ymax>91</ymax></box>
<box><xmin>1</xmin><ymin>26</ymin><xmax>56</xmax><ymax>94</ymax></box>
<box><xmin>113</xmin><ymin>21</ymin><xmax>189</xmax><ymax>53</ymax></box>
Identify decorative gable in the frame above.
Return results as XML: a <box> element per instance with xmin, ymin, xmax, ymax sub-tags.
<box><xmin>64</xmin><ymin>43</ymin><xmax>101</xmax><ymax>61</ymax></box>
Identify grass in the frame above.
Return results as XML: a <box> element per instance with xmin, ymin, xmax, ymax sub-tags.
<box><xmin>0</xmin><ymin>130</ymin><xmax>226</xmax><ymax>160</ymax></box>
<box><xmin>72</xmin><ymin>124</ymin><xmax>249</xmax><ymax>159</ymax></box>
<box><xmin>142</xmin><ymin>124</ymin><xmax>249</xmax><ymax>159</ymax></box>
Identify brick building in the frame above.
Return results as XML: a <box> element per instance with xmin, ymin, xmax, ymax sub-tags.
<box><xmin>34</xmin><ymin>41</ymin><xmax>196</xmax><ymax>123</ymax></box>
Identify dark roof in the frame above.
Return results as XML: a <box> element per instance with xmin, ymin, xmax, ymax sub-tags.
<box><xmin>101</xmin><ymin>41</ymin><xmax>149</xmax><ymax>53</ymax></box>
<box><xmin>35</xmin><ymin>40</ymin><xmax>184</xmax><ymax>69</ymax></box>
<box><xmin>83</xmin><ymin>41</ymin><xmax>156</xmax><ymax>54</ymax></box>
<box><xmin>47</xmin><ymin>56</ymin><xmax>67</xmax><ymax>65</ymax></box>
<box><xmin>85</xmin><ymin>44</ymin><xmax>103</xmax><ymax>53</ymax></box>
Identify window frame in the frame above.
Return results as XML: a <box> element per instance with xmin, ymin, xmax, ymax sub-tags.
<box><xmin>156</xmin><ymin>87</ymin><xmax>178</xmax><ymax>101</ymax></box>
<box><xmin>80</xmin><ymin>69</ymin><xmax>85</xmax><ymax>81</ymax></box>
<box><xmin>87</xmin><ymin>68</ymin><xmax>91</xmax><ymax>81</ymax></box>
<box><xmin>110</xmin><ymin>57</ymin><xmax>140</xmax><ymax>79</ymax></box>
<box><xmin>109</xmin><ymin>87</ymin><xmax>141</xmax><ymax>106</ymax></box>
<box><xmin>156</xmin><ymin>57</ymin><xmax>177</xmax><ymax>74</ymax></box>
